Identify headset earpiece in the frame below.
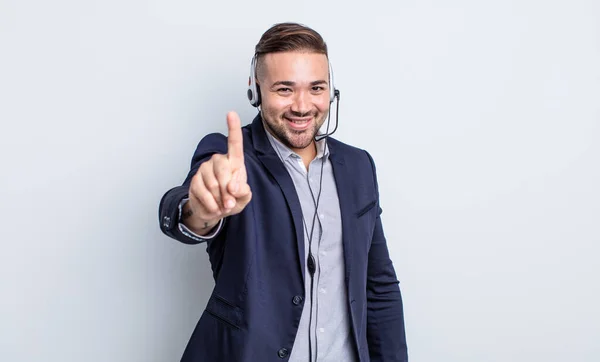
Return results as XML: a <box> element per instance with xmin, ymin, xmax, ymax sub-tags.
<box><xmin>328</xmin><ymin>61</ymin><xmax>337</xmax><ymax>103</ymax></box>
<box><xmin>247</xmin><ymin>55</ymin><xmax>261</xmax><ymax>107</ymax></box>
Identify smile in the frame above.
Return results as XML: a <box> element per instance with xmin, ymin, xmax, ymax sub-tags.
<box><xmin>285</xmin><ymin>117</ymin><xmax>312</xmax><ymax>130</ymax></box>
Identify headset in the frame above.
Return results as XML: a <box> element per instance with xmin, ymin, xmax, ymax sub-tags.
<box><xmin>247</xmin><ymin>53</ymin><xmax>341</xmax><ymax>362</ymax></box>
<box><xmin>247</xmin><ymin>53</ymin><xmax>339</xmax><ymax>107</ymax></box>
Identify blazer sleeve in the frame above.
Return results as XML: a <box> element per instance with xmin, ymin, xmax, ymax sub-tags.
<box><xmin>364</xmin><ymin>151</ymin><xmax>409</xmax><ymax>361</ymax></box>
<box><xmin>158</xmin><ymin>133</ymin><xmax>229</xmax><ymax>245</ymax></box>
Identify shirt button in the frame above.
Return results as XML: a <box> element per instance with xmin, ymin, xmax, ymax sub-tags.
<box><xmin>278</xmin><ymin>348</ymin><xmax>289</xmax><ymax>358</ymax></box>
<box><xmin>292</xmin><ymin>295</ymin><xmax>303</xmax><ymax>305</ymax></box>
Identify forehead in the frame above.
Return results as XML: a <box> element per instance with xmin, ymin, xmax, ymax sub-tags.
<box><xmin>260</xmin><ymin>51</ymin><xmax>329</xmax><ymax>82</ymax></box>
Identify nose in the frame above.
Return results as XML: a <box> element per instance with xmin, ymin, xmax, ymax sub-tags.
<box><xmin>290</xmin><ymin>90</ymin><xmax>310</xmax><ymax>116</ymax></box>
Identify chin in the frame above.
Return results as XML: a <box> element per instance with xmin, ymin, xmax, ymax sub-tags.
<box><xmin>284</xmin><ymin>133</ymin><xmax>314</xmax><ymax>149</ymax></box>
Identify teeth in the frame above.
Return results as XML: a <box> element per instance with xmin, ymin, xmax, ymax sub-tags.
<box><xmin>285</xmin><ymin>117</ymin><xmax>310</xmax><ymax>125</ymax></box>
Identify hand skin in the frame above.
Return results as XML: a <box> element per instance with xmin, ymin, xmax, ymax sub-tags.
<box><xmin>182</xmin><ymin>111</ymin><xmax>252</xmax><ymax>235</ymax></box>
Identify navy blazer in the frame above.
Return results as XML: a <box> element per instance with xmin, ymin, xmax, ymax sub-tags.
<box><xmin>159</xmin><ymin>115</ymin><xmax>408</xmax><ymax>362</ymax></box>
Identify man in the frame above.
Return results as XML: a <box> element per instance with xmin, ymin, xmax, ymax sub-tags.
<box><xmin>158</xmin><ymin>22</ymin><xmax>408</xmax><ymax>362</ymax></box>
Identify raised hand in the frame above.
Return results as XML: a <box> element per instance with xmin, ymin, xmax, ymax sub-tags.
<box><xmin>183</xmin><ymin>111</ymin><xmax>252</xmax><ymax>235</ymax></box>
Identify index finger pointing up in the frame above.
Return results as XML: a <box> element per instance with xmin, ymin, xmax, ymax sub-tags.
<box><xmin>226</xmin><ymin>111</ymin><xmax>244</xmax><ymax>169</ymax></box>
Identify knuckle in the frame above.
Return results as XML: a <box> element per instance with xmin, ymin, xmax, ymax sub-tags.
<box><xmin>212</xmin><ymin>154</ymin><xmax>228</xmax><ymax>167</ymax></box>
<box><xmin>199</xmin><ymin>159</ymin><xmax>212</xmax><ymax>172</ymax></box>
<box><xmin>197</xmin><ymin>190</ymin><xmax>209</xmax><ymax>202</ymax></box>
<box><xmin>199</xmin><ymin>193</ymin><xmax>216</xmax><ymax>208</ymax></box>
<box><xmin>189</xmin><ymin>187</ymin><xmax>200</xmax><ymax>200</ymax></box>
<box><xmin>189</xmin><ymin>178</ymin><xmax>202</xmax><ymax>195</ymax></box>
<box><xmin>213</xmin><ymin>162</ymin><xmax>230</xmax><ymax>176</ymax></box>
<box><xmin>191</xmin><ymin>173</ymin><xmax>200</xmax><ymax>184</ymax></box>
<box><xmin>206</xmin><ymin>180</ymin><xmax>219</xmax><ymax>192</ymax></box>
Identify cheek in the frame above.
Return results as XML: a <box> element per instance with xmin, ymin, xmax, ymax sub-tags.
<box><xmin>263</xmin><ymin>97</ymin><xmax>292</xmax><ymax>114</ymax></box>
<box><xmin>314</xmin><ymin>97</ymin><xmax>330</xmax><ymax>113</ymax></box>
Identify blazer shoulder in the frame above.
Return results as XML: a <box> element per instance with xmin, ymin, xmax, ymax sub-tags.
<box><xmin>327</xmin><ymin>137</ymin><xmax>375</xmax><ymax>166</ymax></box>
<box><xmin>189</xmin><ymin>124</ymin><xmax>255</xmax><ymax>167</ymax></box>
<box><xmin>192</xmin><ymin>132</ymin><xmax>226</xmax><ymax>157</ymax></box>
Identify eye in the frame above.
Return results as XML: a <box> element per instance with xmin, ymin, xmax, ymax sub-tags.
<box><xmin>312</xmin><ymin>86</ymin><xmax>325</xmax><ymax>92</ymax></box>
<box><xmin>277</xmin><ymin>87</ymin><xmax>292</xmax><ymax>93</ymax></box>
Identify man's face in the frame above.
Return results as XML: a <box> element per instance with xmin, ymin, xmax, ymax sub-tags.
<box><xmin>258</xmin><ymin>51</ymin><xmax>331</xmax><ymax>152</ymax></box>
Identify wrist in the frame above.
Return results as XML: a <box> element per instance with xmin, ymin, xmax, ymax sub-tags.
<box><xmin>181</xmin><ymin>200</ymin><xmax>221</xmax><ymax>236</ymax></box>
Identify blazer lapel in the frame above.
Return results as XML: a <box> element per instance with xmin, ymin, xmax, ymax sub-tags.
<box><xmin>327</xmin><ymin>142</ymin><xmax>354</xmax><ymax>287</ymax></box>
<box><xmin>250</xmin><ymin>115</ymin><xmax>307</xmax><ymax>283</ymax></box>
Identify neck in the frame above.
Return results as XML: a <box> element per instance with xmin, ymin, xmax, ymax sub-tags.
<box><xmin>294</xmin><ymin>142</ymin><xmax>317</xmax><ymax>169</ymax></box>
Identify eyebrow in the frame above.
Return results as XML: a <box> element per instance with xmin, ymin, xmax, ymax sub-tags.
<box><xmin>270</xmin><ymin>80</ymin><xmax>328</xmax><ymax>88</ymax></box>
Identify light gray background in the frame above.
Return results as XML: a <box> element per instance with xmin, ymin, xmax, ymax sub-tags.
<box><xmin>1</xmin><ymin>0</ymin><xmax>598</xmax><ymax>361</ymax></box>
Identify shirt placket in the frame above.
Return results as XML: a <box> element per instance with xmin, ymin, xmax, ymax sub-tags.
<box><xmin>308</xmin><ymin>156</ymin><xmax>327</xmax><ymax>360</ymax></box>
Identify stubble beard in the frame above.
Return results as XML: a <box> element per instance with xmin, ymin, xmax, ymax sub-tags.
<box><xmin>262</xmin><ymin>111</ymin><xmax>326</xmax><ymax>150</ymax></box>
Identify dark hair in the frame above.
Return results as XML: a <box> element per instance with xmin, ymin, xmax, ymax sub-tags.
<box><xmin>254</xmin><ymin>22</ymin><xmax>328</xmax><ymax>79</ymax></box>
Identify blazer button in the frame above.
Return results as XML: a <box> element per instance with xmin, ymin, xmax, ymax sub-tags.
<box><xmin>277</xmin><ymin>348</ymin><xmax>289</xmax><ymax>358</ymax></box>
<box><xmin>292</xmin><ymin>295</ymin><xmax>303</xmax><ymax>305</ymax></box>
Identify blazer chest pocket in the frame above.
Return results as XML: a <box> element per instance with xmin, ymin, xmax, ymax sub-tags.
<box><xmin>355</xmin><ymin>199</ymin><xmax>377</xmax><ymax>252</ymax></box>
<box><xmin>356</xmin><ymin>199</ymin><xmax>377</xmax><ymax>218</ymax></box>
<box><xmin>205</xmin><ymin>294</ymin><xmax>243</xmax><ymax>330</ymax></box>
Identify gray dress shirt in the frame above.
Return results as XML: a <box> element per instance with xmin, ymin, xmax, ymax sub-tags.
<box><xmin>265</xmin><ymin>129</ymin><xmax>356</xmax><ymax>362</ymax></box>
